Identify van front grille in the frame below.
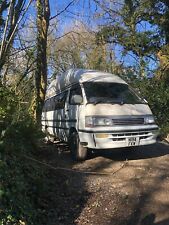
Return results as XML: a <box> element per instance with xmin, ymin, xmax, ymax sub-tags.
<box><xmin>111</xmin><ymin>131</ymin><xmax>152</xmax><ymax>141</ymax></box>
<box><xmin>112</xmin><ymin>118</ymin><xmax>144</xmax><ymax>125</ymax></box>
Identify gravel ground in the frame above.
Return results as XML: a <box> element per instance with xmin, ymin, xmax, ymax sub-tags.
<box><xmin>35</xmin><ymin>141</ymin><xmax>169</xmax><ymax>225</ymax></box>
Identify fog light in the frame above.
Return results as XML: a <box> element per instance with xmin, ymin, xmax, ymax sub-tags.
<box><xmin>95</xmin><ymin>133</ymin><xmax>109</xmax><ymax>138</ymax></box>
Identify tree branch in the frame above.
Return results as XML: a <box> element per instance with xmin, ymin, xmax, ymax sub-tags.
<box><xmin>50</xmin><ymin>0</ymin><xmax>75</xmax><ymax>21</ymax></box>
<box><xmin>4</xmin><ymin>0</ymin><xmax>32</xmax><ymax>56</ymax></box>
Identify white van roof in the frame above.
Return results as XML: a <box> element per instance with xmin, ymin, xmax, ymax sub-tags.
<box><xmin>46</xmin><ymin>69</ymin><xmax>127</xmax><ymax>99</ymax></box>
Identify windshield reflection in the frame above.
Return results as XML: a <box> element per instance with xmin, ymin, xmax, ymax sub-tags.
<box><xmin>83</xmin><ymin>82</ymin><xmax>145</xmax><ymax>105</ymax></box>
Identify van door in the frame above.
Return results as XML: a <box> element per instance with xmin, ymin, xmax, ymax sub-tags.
<box><xmin>65</xmin><ymin>84</ymin><xmax>83</xmax><ymax>135</ymax></box>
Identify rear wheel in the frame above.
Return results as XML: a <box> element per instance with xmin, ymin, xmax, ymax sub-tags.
<box><xmin>69</xmin><ymin>131</ymin><xmax>88</xmax><ymax>161</ymax></box>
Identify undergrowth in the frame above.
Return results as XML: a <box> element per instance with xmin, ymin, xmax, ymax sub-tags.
<box><xmin>0</xmin><ymin>86</ymin><xmax>46</xmax><ymax>225</ymax></box>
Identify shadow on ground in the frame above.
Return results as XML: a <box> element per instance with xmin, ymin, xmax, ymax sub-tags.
<box><xmin>35</xmin><ymin>142</ymin><xmax>91</xmax><ymax>225</ymax></box>
<box><xmin>106</xmin><ymin>142</ymin><xmax>169</xmax><ymax>225</ymax></box>
<box><xmin>88</xmin><ymin>142</ymin><xmax>169</xmax><ymax>161</ymax></box>
<box><xmin>141</xmin><ymin>214</ymin><xmax>169</xmax><ymax>225</ymax></box>
<box><xmin>35</xmin><ymin>141</ymin><xmax>169</xmax><ymax>225</ymax></box>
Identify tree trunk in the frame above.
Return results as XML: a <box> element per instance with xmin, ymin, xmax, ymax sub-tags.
<box><xmin>34</xmin><ymin>0</ymin><xmax>50</xmax><ymax>124</ymax></box>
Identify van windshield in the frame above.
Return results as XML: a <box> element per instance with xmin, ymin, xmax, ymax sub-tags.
<box><xmin>83</xmin><ymin>82</ymin><xmax>145</xmax><ymax>104</ymax></box>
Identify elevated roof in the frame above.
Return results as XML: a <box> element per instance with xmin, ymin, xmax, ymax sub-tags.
<box><xmin>46</xmin><ymin>69</ymin><xmax>127</xmax><ymax>99</ymax></box>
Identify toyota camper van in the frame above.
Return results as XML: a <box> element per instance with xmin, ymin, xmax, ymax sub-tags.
<box><xmin>42</xmin><ymin>69</ymin><xmax>159</xmax><ymax>160</ymax></box>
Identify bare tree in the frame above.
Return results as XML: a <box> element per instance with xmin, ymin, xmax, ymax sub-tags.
<box><xmin>0</xmin><ymin>0</ymin><xmax>32</xmax><ymax>79</ymax></box>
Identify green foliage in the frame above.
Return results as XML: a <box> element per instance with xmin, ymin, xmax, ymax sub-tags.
<box><xmin>0</xmin><ymin>86</ymin><xmax>16</xmax><ymax>130</ymax></box>
<box><xmin>0</xmin><ymin>86</ymin><xmax>46</xmax><ymax>225</ymax></box>
<box><xmin>95</xmin><ymin>0</ymin><xmax>167</xmax><ymax>77</ymax></box>
<box><xmin>1</xmin><ymin>119</ymin><xmax>42</xmax><ymax>152</ymax></box>
<box><xmin>132</xmin><ymin>77</ymin><xmax>169</xmax><ymax>137</ymax></box>
<box><xmin>0</xmin><ymin>154</ymin><xmax>46</xmax><ymax>225</ymax></box>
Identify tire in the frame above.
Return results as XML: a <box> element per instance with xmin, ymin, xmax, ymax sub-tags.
<box><xmin>69</xmin><ymin>131</ymin><xmax>88</xmax><ymax>161</ymax></box>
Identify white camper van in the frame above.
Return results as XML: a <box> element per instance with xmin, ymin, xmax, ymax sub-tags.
<box><xmin>42</xmin><ymin>69</ymin><xmax>158</xmax><ymax>160</ymax></box>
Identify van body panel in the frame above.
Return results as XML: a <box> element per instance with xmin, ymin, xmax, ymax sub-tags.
<box><xmin>83</xmin><ymin>104</ymin><xmax>152</xmax><ymax>117</ymax></box>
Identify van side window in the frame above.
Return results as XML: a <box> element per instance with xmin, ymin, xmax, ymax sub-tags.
<box><xmin>43</xmin><ymin>91</ymin><xmax>67</xmax><ymax>112</ymax></box>
<box><xmin>54</xmin><ymin>91</ymin><xmax>68</xmax><ymax>110</ymax></box>
<box><xmin>69</xmin><ymin>85</ymin><xmax>82</xmax><ymax>105</ymax></box>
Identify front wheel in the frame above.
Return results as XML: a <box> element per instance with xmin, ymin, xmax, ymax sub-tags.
<box><xmin>69</xmin><ymin>131</ymin><xmax>88</xmax><ymax>161</ymax></box>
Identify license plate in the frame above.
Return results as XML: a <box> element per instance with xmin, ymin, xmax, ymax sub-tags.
<box><xmin>128</xmin><ymin>137</ymin><xmax>139</xmax><ymax>146</ymax></box>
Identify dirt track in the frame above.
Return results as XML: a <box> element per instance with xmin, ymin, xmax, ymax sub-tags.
<box><xmin>36</xmin><ymin>141</ymin><xmax>169</xmax><ymax>225</ymax></box>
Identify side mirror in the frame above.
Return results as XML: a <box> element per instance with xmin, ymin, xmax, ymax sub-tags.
<box><xmin>71</xmin><ymin>95</ymin><xmax>83</xmax><ymax>104</ymax></box>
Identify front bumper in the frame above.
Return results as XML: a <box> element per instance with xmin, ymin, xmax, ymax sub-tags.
<box><xmin>78</xmin><ymin>126</ymin><xmax>159</xmax><ymax>149</ymax></box>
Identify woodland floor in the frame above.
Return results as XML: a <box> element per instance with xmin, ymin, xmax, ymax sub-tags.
<box><xmin>33</xmin><ymin>141</ymin><xmax>169</xmax><ymax>225</ymax></box>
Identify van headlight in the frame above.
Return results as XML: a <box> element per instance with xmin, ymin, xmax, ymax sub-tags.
<box><xmin>144</xmin><ymin>116</ymin><xmax>155</xmax><ymax>124</ymax></box>
<box><xmin>85</xmin><ymin>116</ymin><xmax>113</xmax><ymax>127</ymax></box>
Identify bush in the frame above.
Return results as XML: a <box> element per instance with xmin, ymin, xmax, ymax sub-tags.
<box><xmin>0</xmin><ymin>86</ymin><xmax>16</xmax><ymax>135</ymax></box>
<box><xmin>0</xmin><ymin>86</ymin><xmax>46</xmax><ymax>224</ymax></box>
<box><xmin>132</xmin><ymin>77</ymin><xmax>169</xmax><ymax>138</ymax></box>
<box><xmin>0</xmin><ymin>156</ymin><xmax>44</xmax><ymax>225</ymax></box>
<box><xmin>2</xmin><ymin>119</ymin><xmax>42</xmax><ymax>153</ymax></box>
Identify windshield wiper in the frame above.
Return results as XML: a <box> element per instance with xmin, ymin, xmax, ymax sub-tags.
<box><xmin>86</xmin><ymin>100</ymin><xmax>108</xmax><ymax>105</ymax></box>
<box><xmin>87</xmin><ymin>97</ymin><xmax>125</xmax><ymax>105</ymax></box>
<box><xmin>88</xmin><ymin>100</ymin><xmax>125</xmax><ymax>105</ymax></box>
<box><xmin>109</xmin><ymin>98</ymin><xmax>124</xmax><ymax>105</ymax></box>
<box><xmin>93</xmin><ymin>100</ymin><xmax>105</xmax><ymax>105</ymax></box>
